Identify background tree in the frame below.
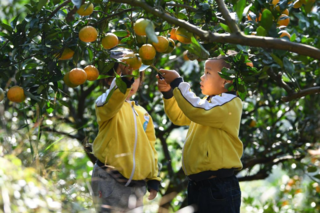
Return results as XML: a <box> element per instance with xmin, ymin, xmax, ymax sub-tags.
<box><xmin>0</xmin><ymin>0</ymin><xmax>319</xmax><ymax>212</ymax></box>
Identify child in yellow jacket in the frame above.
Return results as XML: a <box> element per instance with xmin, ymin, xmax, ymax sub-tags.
<box><xmin>91</xmin><ymin>53</ymin><xmax>160</xmax><ymax>213</ymax></box>
<box><xmin>157</xmin><ymin>55</ymin><xmax>243</xmax><ymax>213</ymax></box>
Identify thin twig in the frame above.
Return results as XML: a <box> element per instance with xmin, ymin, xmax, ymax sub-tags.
<box><xmin>215</xmin><ymin>0</ymin><xmax>240</xmax><ymax>34</ymax></box>
<box><xmin>46</xmin><ymin>0</ymin><xmax>71</xmax><ymax>21</ymax></box>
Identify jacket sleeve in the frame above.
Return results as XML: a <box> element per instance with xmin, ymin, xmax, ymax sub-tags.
<box><xmin>145</xmin><ymin>114</ymin><xmax>161</xmax><ymax>191</ymax></box>
<box><xmin>95</xmin><ymin>77</ymin><xmax>133</xmax><ymax>123</ymax></box>
<box><xmin>163</xmin><ymin>96</ymin><xmax>191</xmax><ymax>126</ymax></box>
<box><xmin>171</xmin><ymin>79</ymin><xmax>241</xmax><ymax>128</ymax></box>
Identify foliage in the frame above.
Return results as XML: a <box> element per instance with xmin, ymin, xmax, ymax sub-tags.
<box><xmin>0</xmin><ymin>0</ymin><xmax>320</xmax><ymax>212</ymax></box>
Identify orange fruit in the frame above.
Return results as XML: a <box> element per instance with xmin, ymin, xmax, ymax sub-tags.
<box><xmin>79</xmin><ymin>26</ymin><xmax>98</xmax><ymax>43</ymax></box>
<box><xmin>0</xmin><ymin>88</ymin><xmax>5</xmax><ymax>102</ymax></box>
<box><xmin>169</xmin><ymin>28</ymin><xmax>177</xmax><ymax>40</ymax></box>
<box><xmin>84</xmin><ymin>65</ymin><xmax>99</xmax><ymax>81</ymax></box>
<box><xmin>282</xmin><ymin>9</ymin><xmax>289</xmax><ymax>15</ymax></box>
<box><xmin>55</xmin><ymin>47</ymin><xmax>74</xmax><ymax>60</ymax></box>
<box><xmin>142</xmin><ymin>59</ymin><xmax>154</xmax><ymax>65</ymax></box>
<box><xmin>164</xmin><ymin>38</ymin><xmax>175</xmax><ymax>53</ymax></box>
<box><xmin>77</xmin><ymin>3</ymin><xmax>94</xmax><ymax>16</ymax></box>
<box><xmin>246</xmin><ymin>61</ymin><xmax>254</xmax><ymax>67</ymax></box>
<box><xmin>101</xmin><ymin>33</ymin><xmax>118</xmax><ymax>49</ymax></box>
<box><xmin>183</xmin><ymin>50</ymin><xmax>189</xmax><ymax>61</ymax></box>
<box><xmin>277</xmin><ymin>14</ymin><xmax>290</xmax><ymax>27</ymax></box>
<box><xmin>122</xmin><ymin>53</ymin><xmax>142</xmax><ymax>70</ymax></box>
<box><xmin>69</xmin><ymin>68</ymin><xmax>87</xmax><ymax>85</ymax></box>
<box><xmin>63</xmin><ymin>72</ymin><xmax>78</xmax><ymax>87</ymax></box>
<box><xmin>249</xmin><ymin>119</ymin><xmax>256</xmax><ymax>127</ymax></box>
<box><xmin>7</xmin><ymin>86</ymin><xmax>25</xmax><ymax>103</ymax></box>
<box><xmin>133</xmin><ymin>18</ymin><xmax>154</xmax><ymax>36</ymax></box>
<box><xmin>293</xmin><ymin>0</ymin><xmax>302</xmax><ymax>8</ymax></box>
<box><xmin>279</xmin><ymin>30</ymin><xmax>291</xmax><ymax>39</ymax></box>
<box><xmin>247</xmin><ymin>12</ymin><xmax>261</xmax><ymax>22</ymax></box>
<box><xmin>152</xmin><ymin>36</ymin><xmax>169</xmax><ymax>53</ymax></box>
<box><xmin>139</xmin><ymin>44</ymin><xmax>156</xmax><ymax>61</ymax></box>
<box><xmin>176</xmin><ymin>27</ymin><xmax>192</xmax><ymax>44</ymax></box>
<box><xmin>272</xmin><ymin>0</ymin><xmax>280</xmax><ymax>5</ymax></box>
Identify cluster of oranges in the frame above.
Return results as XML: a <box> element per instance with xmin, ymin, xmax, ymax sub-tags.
<box><xmin>108</xmin><ymin>18</ymin><xmax>193</xmax><ymax>71</ymax></box>
<box><xmin>247</xmin><ymin>0</ymin><xmax>293</xmax><ymax>40</ymax></box>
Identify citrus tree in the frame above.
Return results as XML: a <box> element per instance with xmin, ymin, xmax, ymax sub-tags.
<box><xmin>0</xmin><ymin>0</ymin><xmax>320</xmax><ymax>212</ymax></box>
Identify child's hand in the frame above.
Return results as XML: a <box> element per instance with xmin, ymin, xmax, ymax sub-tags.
<box><xmin>148</xmin><ymin>189</ymin><xmax>157</xmax><ymax>200</ymax></box>
<box><xmin>156</xmin><ymin>74</ymin><xmax>171</xmax><ymax>92</ymax></box>
<box><xmin>119</xmin><ymin>63</ymin><xmax>133</xmax><ymax>80</ymax></box>
<box><xmin>159</xmin><ymin>69</ymin><xmax>180</xmax><ymax>84</ymax></box>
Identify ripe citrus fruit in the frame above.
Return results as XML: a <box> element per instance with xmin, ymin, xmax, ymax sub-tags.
<box><xmin>142</xmin><ymin>59</ymin><xmax>154</xmax><ymax>65</ymax></box>
<box><xmin>246</xmin><ymin>61</ymin><xmax>254</xmax><ymax>67</ymax></box>
<box><xmin>63</xmin><ymin>72</ymin><xmax>79</xmax><ymax>87</ymax></box>
<box><xmin>272</xmin><ymin>0</ymin><xmax>280</xmax><ymax>5</ymax></box>
<box><xmin>79</xmin><ymin>26</ymin><xmax>98</xmax><ymax>43</ymax></box>
<box><xmin>55</xmin><ymin>47</ymin><xmax>74</xmax><ymax>60</ymax></box>
<box><xmin>0</xmin><ymin>88</ymin><xmax>4</xmax><ymax>102</ymax></box>
<box><xmin>7</xmin><ymin>86</ymin><xmax>25</xmax><ymax>103</ymax></box>
<box><xmin>152</xmin><ymin>36</ymin><xmax>169</xmax><ymax>53</ymax></box>
<box><xmin>176</xmin><ymin>27</ymin><xmax>193</xmax><ymax>44</ymax></box>
<box><xmin>183</xmin><ymin>50</ymin><xmax>189</xmax><ymax>61</ymax></box>
<box><xmin>247</xmin><ymin>12</ymin><xmax>261</xmax><ymax>22</ymax></box>
<box><xmin>101</xmin><ymin>33</ymin><xmax>119</xmax><ymax>49</ymax></box>
<box><xmin>84</xmin><ymin>65</ymin><xmax>99</xmax><ymax>81</ymax></box>
<box><xmin>164</xmin><ymin>38</ymin><xmax>175</xmax><ymax>54</ymax></box>
<box><xmin>69</xmin><ymin>68</ymin><xmax>87</xmax><ymax>85</ymax></box>
<box><xmin>279</xmin><ymin>30</ymin><xmax>291</xmax><ymax>39</ymax></box>
<box><xmin>282</xmin><ymin>9</ymin><xmax>289</xmax><ymax>16</ymax></box>
<box><xmin>169</xmin><ymin>28</ymin><xmax>177</xmax><ymax>40</ymax></box>
<box><xmin>77</xmin><ymin>3</ymin><xmax>94</xmax><ymax>16</ymax></box>
<box><xmin>249</xmin><ymin>119</ymin><xmax>257</xmax><ymax>127</ymax></box>
<box><xmin>139</xmin><ymin>44</ymin><xmax>156</xmax><ymax>61</ymax></box>
<box><xmin>293</xmin><ymin>0</ymin><xmax>302</xmax><ymax>8</ymax></box>
<box><xmin>277</xmin><ymin>14</ymin><xmax>290</xmax><ymax>27</ymax></box>
<box><xmin>122</xmin><ymin>53</ymin><xmax>142</xmax><ymax>70</ymax></box>
<box><xmin>133</xmin><ymin>18</ymin><xmax>154</xmax><ymax>36</ymax></box>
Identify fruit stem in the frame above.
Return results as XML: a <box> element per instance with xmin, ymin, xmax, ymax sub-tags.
<box><xmin>149</xmin><ymin>64</ymin><xmax>160</xmax><ymax>73</ymax></box>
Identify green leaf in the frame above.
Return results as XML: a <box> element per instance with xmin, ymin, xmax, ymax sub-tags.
<box><xmin>236</xmin><ymin>0</ymin><xmax>246</xmax><ymax>21</ymax></box>
<box><xmin>37</xmin><ymin>0</ymin><xmax>47</xmax><ymax>11</ymax></box>
<box><xmin>290</xmin><ymin>33</ymin><xmax>296</xmax><ymax>42</ymax></box>
<box><xmin>271</xmin><ymin>53</ymin><xmax>283</xmax><ymax>67</ymax></box>
<box><xmin>0</xmin><ymin>23</ymin><xmax>13</xmax><ymax>33</ymax></box>
<box><xmin>282</xmin><ymin>74</ymin><xmax>291</xmax><ymax>82</ymax></box>
<box><xmin>24</xmin><ymin>90</ymin><xmax>41</xmax><ymax>102</ymax></box>
<box><xmin>260</xmin><ymin>9</ymin><xmax>273</xmax><ymax>31</ymax></box>
<box><xmin>115</xmin><ymin>78</ymin><xmax>127</xmax><ymax>94</ymax></box>
<box><xmin>145</xmin><ymin>22</ymin><xmax>158</xmax><ymax>44</ymax></box>
<box><xmin>183</xmin><ymin>36</ymin><xmax>209</xmax><ymax>60</ymax></box>
<box><xmin>313</xmin><ymin>174</ymin><xmax>320</xmax><ymax>180</ymax></box>
<box><xmin>283</xmin><ymin>57</ymin><xmax>295</xmax><ymax>74</ymax></box>
<box><xmin>88</xmin><ymin>48</ymin><xmax>93</xmax><ymax>62</ymax></box>
<box><xmin>256</xmin><ymin>26</ymin><xmax>267</xmax><ymax>36</ymax></box>
<box><xmin>307</xmin><ymin>166</ymin><xmax>318</xmax><ymax>173</ymax></box>
<box><xmin>220</xmin><ymin>23</ymin><xmax>231</xmax><ymax>33</ymax></box>
<box><xmin>114</xmin><ymin>30</ymin><xmax>129</xmax><ymax>37</ymax></box>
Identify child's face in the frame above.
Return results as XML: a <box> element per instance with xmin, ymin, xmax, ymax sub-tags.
<box><xmin>200</xmin><ymin>59</ymin><xmax>228</xmax><ymax>96</ymax></box>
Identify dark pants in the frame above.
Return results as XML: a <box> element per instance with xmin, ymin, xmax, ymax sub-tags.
<box><xmin>187</xmin><ymin>175</ymin><xmax>241</xmax><ymax>213</ymax></box>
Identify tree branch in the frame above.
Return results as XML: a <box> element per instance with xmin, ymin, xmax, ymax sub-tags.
<box><xmin>281</xmin><ymin>86</ymin><xmax>320</xmax><ymax>102</ymax></box>
<box><xmin>46</xmin><ymin>0</ymin><xmax>71</xmax><ymax>21</ymax></box>
<box><xmin>109</xmin><ymin>0</ymin><xmax>320</xmax><ymax>60</ymax></box>
<box><xmin>267</xmin><ymin>68</ymin><xmax>293</xmax><ymax>94</ymax></box>
<box><xmin>215</xmin><ymin>0</ymin><xmax>240</xmax><ymax>34</ymax></box>
<box><xmin>96</xmin><ymin>8</ymin><xmax>137</xmax><ymax>25</ymax></box>
<box><xmin>165</xmin><ymin>3</ymin><xmax>198</xmax><ymax>12</ymax></box>
<box><xmin>41</xmin><ymin>127</ymin><xmax>81</xmax><ymax>140</ymax></box>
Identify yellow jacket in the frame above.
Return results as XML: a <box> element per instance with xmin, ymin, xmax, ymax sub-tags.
<box><xmin>93</xmin><ymin>78</ymin><xmax>160</xmax><ymax>186</ymax></box>
<box><xmin>163</xmin><ymin>79</ymin><xmax>243</xmax><ymax>178</ymax></box>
